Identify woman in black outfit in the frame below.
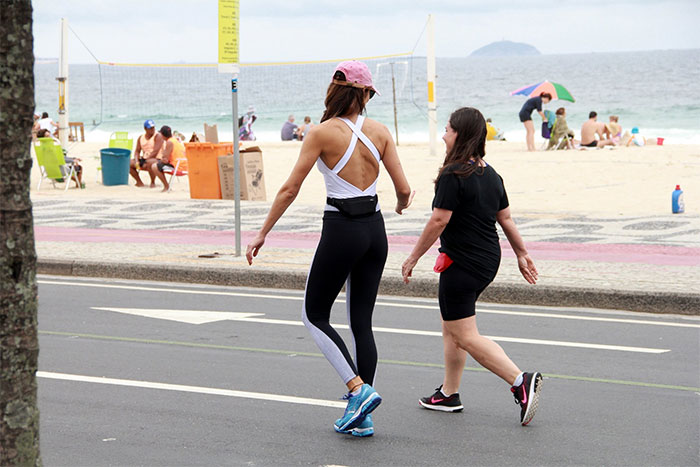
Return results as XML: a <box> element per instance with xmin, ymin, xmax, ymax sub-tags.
<box><xmin>519</xmin><ymin>92</ymin><xmax>551</xmax><ymax>151</ymax></box>
<box><xmin>401</xmin><ymin>107</ymin><xmax>543</xmax><ymax>426</ymax></box>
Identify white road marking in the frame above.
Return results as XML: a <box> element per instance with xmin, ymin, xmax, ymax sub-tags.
<box><xmin>91</xmin><ymin>307</ymin><xmax>264</xmax><ymax>324</ymax></box>
<box><xmin>39</xmin><ymin>279</ymin><xmax>700</xmax><ymax>328</ymax></box>
<box><xmin>37</xmin><ymin>371</ymin><xmax>345</xmax><ymax>408</ymax></box>
<box><xmin>92</xmin><ymin>307</ymin><xmax>670</xmax><ymax>354</ymax></box>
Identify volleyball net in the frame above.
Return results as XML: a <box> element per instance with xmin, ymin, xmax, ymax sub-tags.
<box><xmin>100</xmin><ymin>53</ymin><xmax>425</xmax><ymax>125</ymax></box>
<box><xmin>32</xmin><ymin>19</ymin><xmax>433</xmax><ymax>140</ymax></box>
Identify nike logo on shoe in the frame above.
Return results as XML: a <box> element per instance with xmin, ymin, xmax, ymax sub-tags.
<box><xmin>430</xmin><ymin>396</ymin><xmax>443</xmax><ymax>404</ymax></box>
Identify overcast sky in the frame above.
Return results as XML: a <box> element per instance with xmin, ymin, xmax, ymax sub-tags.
<box><xmin>33</xmin><ymin>0</ymin><xmax>700</xmax><ymax>63</ymax></box>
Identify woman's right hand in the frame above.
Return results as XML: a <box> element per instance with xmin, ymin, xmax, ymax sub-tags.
<box><xmin>245</xmin><ymin>232</ymin><xmax>266</xmax><ymax>265</ymax></box>
<box><xmin>401</xmin><ymin>255</ymin><xmax>418</xmax><ymax>284</ymax></box>
<box><xmin>395</xmin><ymin>190</ymin><xmax>416</xmax><ymax>215</ymax></box>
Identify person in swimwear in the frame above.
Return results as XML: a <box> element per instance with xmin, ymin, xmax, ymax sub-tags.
<box><xmin>518</xmin><ymin>92</ymin><xmax>551</xmax><ymax>151</ymax></box>
<box><xmin>580</xmin><ymin>111</ymin><xmax>614</xmax><ymax>148</ymax></box>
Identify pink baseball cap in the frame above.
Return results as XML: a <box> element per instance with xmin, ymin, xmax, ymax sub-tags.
<box><xmin>333</xmin><ymin>60</ymin><xmax>380</xmax><ymax>96</ymax></box>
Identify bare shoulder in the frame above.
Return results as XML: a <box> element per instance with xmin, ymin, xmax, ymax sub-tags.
<box><xmin>362</xmin><ymin>117</ymin><xmax>391</xmax><ymax>144</ymax></box>
<box><xmin>310</xmin><ymin>119</ymin><xmax>344</xmax><ymax>142</ymax></box>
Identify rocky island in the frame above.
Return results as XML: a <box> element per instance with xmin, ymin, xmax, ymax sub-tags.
<box><xmin>470</xmin><ymin>41</ymin><xmax>541</xmax><ymax>56</ymax></box>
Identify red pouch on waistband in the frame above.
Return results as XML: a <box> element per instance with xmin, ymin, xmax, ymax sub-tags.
<box><xmin>433</xmin><ymin>252</ymin><xmax>454</xmax><ymax>273</ymax></box>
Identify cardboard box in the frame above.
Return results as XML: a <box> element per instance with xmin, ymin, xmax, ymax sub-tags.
<box><xmin>204</xmin><ymin>123</ymin><xmax>219</xmax><ymax>143</ymax></box>
<box><xmin>218</xmin><ymin>146</ymin><xmax>266</xmax><ymax>201</ymax></box>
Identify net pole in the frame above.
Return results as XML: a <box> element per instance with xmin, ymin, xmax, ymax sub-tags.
<box><xmin>427</xmin><ymin>14</ymin><xmax>437</xmax><ymax>156</ymax></box>
<box><xmin>232</xmin><ymin>76</ymin><xmax>241</xmax><ymax>256</ymax></box>
<box><xmin>391</xmin><ymin>62</ymin><xmax>399</xmax><ymax>146</ymax></box>
<box><xmin>57</xmin><ymin>18</ymin><xmax>69</xmax><ymax>147</ymax></box>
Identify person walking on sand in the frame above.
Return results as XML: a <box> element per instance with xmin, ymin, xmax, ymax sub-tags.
<box><xmin>246</xmin><ymin>60</ymin><xmax>414</xmax><ymax>437</ymax></box>
<box><xmin>401</xmin><ymin>107</ymin><xmax>543</xmax><ymax>426</ymax></box>
<box><xmin>130</xmin><ymin>119</ymin><xmax>164</xmax><ymax>187</ymax></box>
<box><xmin>518</xmin><ymin>92</ymin><xmax>551</xmax><ymax>151</ymax></box>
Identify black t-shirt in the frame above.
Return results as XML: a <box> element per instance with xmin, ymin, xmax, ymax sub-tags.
<box><xmin>520</xmin><ymin>96</ymin><xmax>542</xmax><ymax>116</ymax></box>
<box><xmin>432</xmin><ymin>163</ymin><xmax>509</xmax><ymax>281</ymax></box>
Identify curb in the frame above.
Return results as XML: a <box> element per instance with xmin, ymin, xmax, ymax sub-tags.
<box><xmin>37</xmin><ymin>258</ymin><xmax>700</xmax><ymax>316</ymax></box>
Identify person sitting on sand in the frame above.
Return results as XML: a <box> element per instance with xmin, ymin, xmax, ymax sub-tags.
<box><xmin>130</xmin><ymin>119</ymin><xmax>164</xmax><ymax>187</ymax></box>
<box><xmin>37</xmin><ymin>128</ymin><xmax>84</xmax><ymax>188</ymax></box>
<box><xmin>239</xmin><ymin>105</ymin><xmax>257</xmax><ymax>141</ymax></box>
<box><xmin>547</xmin><ymin>107</ymin><xmax>575</xmax><ymax>150</ymax></box>
<box><xmin>625</xmin><ymin>126</ymin><xmax>661</xmax><ymax>147</ymax></box>
<box><xmin>606</xmin><ymin>115</ymin><xmax>622</xmax><ymax>143</ymax></box>
<box><xmin>580</xmin><ymin>112</ymin><xmax>614</xmax><ymax>149</ymax></box>
<box><xmin>486</xmin><ymin>118</ymin><xmax>506</xmax><ymax>141</ymax></box>
<box><xmin>149</xmin><ymin>125</ymin><xmax>187</xmax><ymax>192</ymax></box>
<box><xmin>281</xmin><ymin>115</ymin><xmax>299</xmax><ymax>141</ymax></box>
<box><xmin>298</xmin><ymin>116</ymin><xmax>314</xmax><ymax>141</ymax></box>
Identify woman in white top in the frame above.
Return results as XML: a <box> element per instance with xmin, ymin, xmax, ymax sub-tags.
<box><xmin>246</xmin><ymin>60</ymin><xmax>413</xmax><ymax>437</ymax></box>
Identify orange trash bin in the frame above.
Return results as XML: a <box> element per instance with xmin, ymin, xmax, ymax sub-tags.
<box><xmin>184</xmin><ymin>142</ymin><xmax>233</xmax><ymax>199</ymax></box>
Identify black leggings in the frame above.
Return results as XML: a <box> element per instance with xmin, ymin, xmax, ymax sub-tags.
<box><xmin>302</xmin><ymin>211</ymin><xmax>388</xmax><ymax>385</ymax></box>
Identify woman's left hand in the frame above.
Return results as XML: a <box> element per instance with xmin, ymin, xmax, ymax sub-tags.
<box><xmin>517</xmin><ymin>254</ymin><xmax>538</xmax><ymax>284</ymax></box>
<box><xmin>401</xmin><ymin>256</ymin><xmax>418</xmax><ymax>283</ymax></box>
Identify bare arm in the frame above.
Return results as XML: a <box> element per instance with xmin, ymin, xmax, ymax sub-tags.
<box><xmin>401</xmin><ymin>208</ymin><xmax>452</xmax><ymax>283</ymax></box>
<box><xmin>150</xmin><ymin>134</ymin><xmax>164</xmax><ymax>158</ymax></box>
<box><xmin>538</xmin><ymin>110</ymin><xmax>547</xmax><ymax>122</ymax></box>
<box><xmin>161</xmin><ymin>140</ymin><xmax>173</xmax><ymax>164</ymax></box>
<box><xmin>134</xmin><ymin>137</ymin><xmax>142</xmax><ymax>159</ymax></box>
<box><xmin>379</xmin><ymin>126</ymin><xmax>414</xmax><ymax>213</ymax></box>
<box><xmin>245</xmin><ymin>127</ymin><xmax>322</xmax><ymax>265</ymax></box>
<box><xmin>496</xmin><ymin>207</ymin><xmax>538</xmax><ymax>284</ymax></box>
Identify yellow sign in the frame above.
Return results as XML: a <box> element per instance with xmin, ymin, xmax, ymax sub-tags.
<box><xmin>218</xmin><ymin>0</ymin><xmax>239</xmax><ymax>65</ymax></box>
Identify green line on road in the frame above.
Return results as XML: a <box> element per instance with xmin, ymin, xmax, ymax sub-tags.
<box><xmin>41</xmin><ymin>330</ymin><xmax>700</xmax><ymax>393</ymax></box>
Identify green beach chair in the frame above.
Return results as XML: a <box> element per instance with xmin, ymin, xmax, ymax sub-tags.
<box><xmin>34</xmin><ymin>137</ymin><xmax>77</xmax><ymax>192</ymax></box>
<box><xmin>96</xmin><ymin>131</ymin><xmax>134</xmax><ymax>182</ymax></box>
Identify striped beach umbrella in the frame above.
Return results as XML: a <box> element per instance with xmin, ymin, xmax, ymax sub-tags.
<box><xmin>510</xmin><ymin>80</ymin><xmax>575</xmax><ymax>102</ymax></box>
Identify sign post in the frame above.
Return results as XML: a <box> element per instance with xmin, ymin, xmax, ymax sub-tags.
<box><xmin>218</xmin><ymin>0</ymin><xmax>241</xmax><ymax>256</ymax></box>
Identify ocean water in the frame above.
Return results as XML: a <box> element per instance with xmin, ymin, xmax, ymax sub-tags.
<box><xmin>34</xmin><ymin>49</ymin><xmax>700</xmax><ymax>144</ymax></box>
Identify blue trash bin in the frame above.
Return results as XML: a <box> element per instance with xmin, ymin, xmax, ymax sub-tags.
<box><xmin>100</xmin><ymin>148</ymin><xmax>131</xmax><ymax>186</ymax></box>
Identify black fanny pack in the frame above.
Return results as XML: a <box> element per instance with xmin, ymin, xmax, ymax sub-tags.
<box><xmin>327</xmin><ymin>195</ymin><xmax>378</xmax><ymax>218</ymax></box>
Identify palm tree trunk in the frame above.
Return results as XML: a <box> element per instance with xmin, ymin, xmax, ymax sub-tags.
<box><xmin>0</xmin><ymin>1</ymin><xmax>42</xmax><ymax>465</ymax></box>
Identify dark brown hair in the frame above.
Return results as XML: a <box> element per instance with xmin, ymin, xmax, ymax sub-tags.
<box><xmin>320</xmin><ymin>71</ymin><xmax>368</xmax><ymax>122</ymax></box>
<box><xmin>540</xmin><ymin>92</ymin><xmax>552</xmax><ymax>100</ymax></box>
<box><xmin>437</xmin><ymin>107</ymin><xmax>487</xmax><ymax>181</ymax></box>
<box><xmin>556</xmin><ymin>107</ymin><xmax>566</xmax><ymax>116</ymax></box>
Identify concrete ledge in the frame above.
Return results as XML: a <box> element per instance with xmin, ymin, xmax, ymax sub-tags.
<box><xmin>38</xmin><ymin>259</ymin><xmax>700</xmax><ymax>316</ymax></box>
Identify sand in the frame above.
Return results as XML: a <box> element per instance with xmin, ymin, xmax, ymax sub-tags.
<box><xmin>31</xmin><ymin>139</ymin><xmax>700</xmax><ymax>217</ymax></box>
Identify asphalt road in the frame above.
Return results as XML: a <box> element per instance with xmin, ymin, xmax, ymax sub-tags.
<box><xmin>36</xmin><ymin>275</ymin><xmax>700</xmax><ymax>466</ymax></box>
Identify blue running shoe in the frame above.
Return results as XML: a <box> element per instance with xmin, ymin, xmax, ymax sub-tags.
<box><xmin>333</xmin><ymin>384</ymin><xmax>382</xmax><ymax>432</ymax></box>
<box><xmin>335</xmin><ymin>414</ymin><xmax>374</xmax><ymax>437</ymax></box>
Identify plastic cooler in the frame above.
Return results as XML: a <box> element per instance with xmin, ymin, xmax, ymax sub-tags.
<box><xmin>184</xmin><ymin>142</ymin><xmax>233</xmax><ymax>199</ymax></box>
<box><xmin>100</xmin><ymin>148</ymin><xmax>131</xmax><ymax>186</ymax></box>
